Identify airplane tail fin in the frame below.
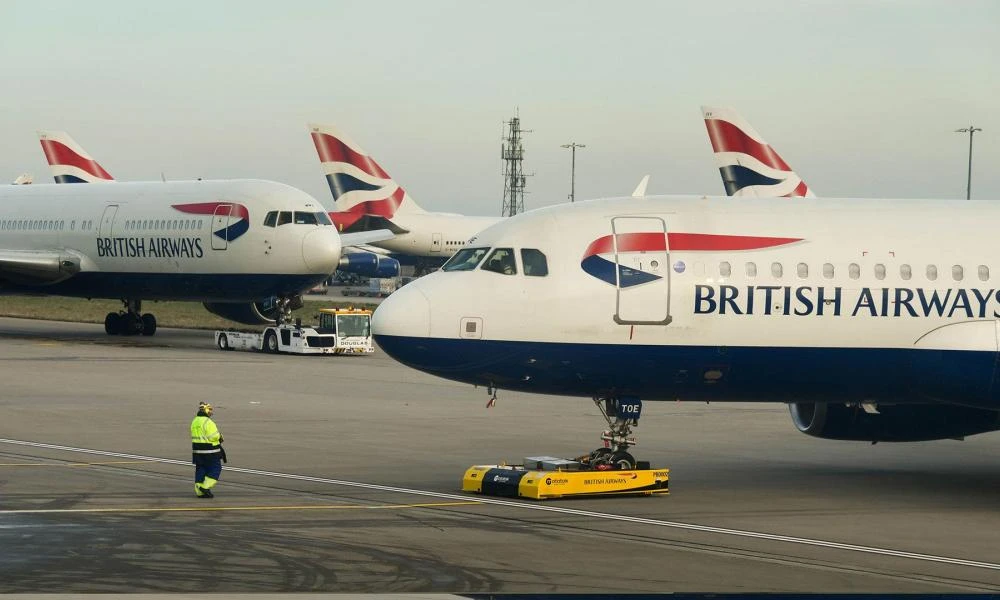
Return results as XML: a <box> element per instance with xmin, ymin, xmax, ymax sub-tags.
<box><xmin>701</xmin><ymin>107</ymin><xmax>814</xmax><ymax>198</ymax></box>
<box><xmin>37</xmin><ymin>131</ymin><xmax>114</xmax><ymax>183</ymax></box>
<box><xmin>308</xmin><ymin>123</ymin><xmax>426</xmax><ymax>227</ymax></box>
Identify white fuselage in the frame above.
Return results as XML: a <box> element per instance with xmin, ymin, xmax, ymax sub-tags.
<box><xmin>373</xmin><ymin>195</ymin><xmax>1000</xmax><ymax>409</ymax></box>
<box><xmin>0</xmin><ymin>180</ymin><xmax>342</xmax><ymax>301</ymax></box>
<box><xmin>368</xmin><ymin>211</ymin><xmax>500</xmax><ymax>258</ymax></box>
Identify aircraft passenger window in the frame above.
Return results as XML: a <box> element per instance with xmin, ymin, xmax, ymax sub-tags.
<box><xmin>979</xmin><ymin>265</ymin><xmax>989</xmax><ymax>282</ymax></box>
<box><xmin>797</xmin><ymin>263</ymin><xmax>808</xmax><ymax>279</ymax></box>
<box><xmin>823</xmin><ymin>263</ymin><xmax>834</xmax><ymax>279</ymax></box>
<box><xmin>926</xmin><ymin>265</ymin><xmax>938</xmax><ymax>281</ymax></box>
<box><xmin>442</xmin><ymin>247</ymin><xmax>490</xmax><ymax>271</ymax></box>
<box><xmin>952</xmin><ymin>265</ymin><xmax>964</xmax><ymax>281</ymax></box>
<box><xmin>900</xmin><ymin>264</ymin><xmax>912</xmax><ymax>280</ymax></box>
<box><xmin>481</xmin><ymin>248</ymin><xmax>517</xmax><ymax>275</ymax></box>
<box><xmin>771</xmin><ymin>262</ymin><xmax>783</xmax><ymax>278</ymax></box>
<box><xmin>874</xmin><ymin>264</ymin><xmax>886</xmax><ymax>280</ymax></box>
<box><xmin>277</xmin><ymin>211</ymin><xmax>292</xmax><ymax>226</ymax></box>
<box><xmin>198</xmin><ymin>219</ymin><xmax>203</xmax><ymax>230</ymax></box>
<box><xmin>315</xmin><ymin>212</ymin><xmax>333</xmax><ymax>226</ymax></box>
<box><xmin>745</xmin><ymin>262</ymin><xmax>757</xmax><ymax>277</ymax></box>
<box><xmin>294</xmin><ymin>211</ymin><xmax>318</xmax><ymax>225</ymax></box>
<box><xmin>263</xmin><ymin>211</ymin><xmax>278</xmax><ymax>228</ymax></box>
<box><xmin>849</xmin><ymin>263</ymin><xmax>860</xmax><ymax>279</ymax></box>
<box><xmin>719</xmin><ymin>262</ymin><xmax>731</xmax><ymax>277</ymax></box>
<box><xmin>521</xmin><ymin>248</ymin><xmax>548</xmax><ymax>276</ymax></box>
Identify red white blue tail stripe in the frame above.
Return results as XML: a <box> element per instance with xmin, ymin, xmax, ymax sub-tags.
<box><xmin>701</xmin><ymin>107</ymin><xmax>814</xmax><ymax>198</ymax></box>
<box><xmin>308</xmin><ymin>123</ymin><xmax>424</xmax><ymax>232</ymax></box>
<box><xmin>172</xmin><ymin>202</ymin><xmax>251</xmax><ymax>242</ymax></box>
<box><xmin>581</xmin><ymin>232</ymin><xmax>803</xmax><ymax>286</ymax></box>
<box><xmin>38</xmin><ymin>131</ymin><xmax>115</xmax><ymax>184</ymax></box>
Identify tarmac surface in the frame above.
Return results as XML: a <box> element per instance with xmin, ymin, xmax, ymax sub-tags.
<box><xmin>1</xmin><ymin>316</ymin><xmax>1000</xmax><ymax>593</ymax></box>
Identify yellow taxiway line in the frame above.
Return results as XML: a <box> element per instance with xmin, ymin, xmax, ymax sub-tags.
<box><xmin>0</xmin><ymin>501</ymin><xmax>481</xmax><ymax>515</ymax></box>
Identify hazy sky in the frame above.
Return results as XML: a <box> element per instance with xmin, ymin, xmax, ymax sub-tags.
<box><xmin>1</xmin><ymin>1</ymin><xmax>997</xmax><ymax>214</ymax></box>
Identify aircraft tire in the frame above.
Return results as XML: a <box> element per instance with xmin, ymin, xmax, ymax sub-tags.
<box><xmin>104</xmin><ymin>312</ymin><xmax>120</xmax><ymax>335</ymax></box>
<box><xmin>141</xmin><ymin>313</ymin><xmax>157</xmax><ymax>336</ymax></box>
<box><xmin>609</xmin><ymin>451</ymin><xmax>636</xmax><ymax>471</ymax></box>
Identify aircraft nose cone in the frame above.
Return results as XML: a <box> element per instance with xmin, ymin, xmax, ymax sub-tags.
<box><xmin>301</xmin><ymin>228</ymin><xmax>342</xmax><ymax>274</ymax></box>
<box><xmin>372</xmin><ymin>282</ymin><xmax>431</xmax><ymax>360</ymax></box>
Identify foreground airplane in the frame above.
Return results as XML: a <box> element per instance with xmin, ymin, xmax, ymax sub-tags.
<box><xmin>309</xmin><ymin>123</ymin><xmax>500</xmax><ymax>272</ymax></box>
<box><xmin>373</xmin><ymin>194</ymin><xmax>1000</xmax><ymax>468</ymax></box>
<box><xmin>38</xmin><ymin>130</ymin><xmax>400</xmax><ymax>280</ymax></box>
<box><xmin>702</xmin><ymin>106</ymin><xmax>815</xmax><ymax>198</ymax></box>
<box><xmin>0</xmin><ymin>180</ymin><xmax>389</xmax><ymax>335</ymax></box>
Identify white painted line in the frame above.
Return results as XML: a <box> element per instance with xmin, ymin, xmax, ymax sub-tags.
<box><xmin>2</xmin><ymin>437</ymin><xmax>997</xmax><ymax>571</ymax></box>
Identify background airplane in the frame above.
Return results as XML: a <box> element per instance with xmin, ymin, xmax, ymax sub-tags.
<box><xmin>702</xmin><ymin>106</ymin><xmax>815</xmax><ymax>198</ymax></box>
<box><xmin>372</xmin><ymin>194</ymin><xmax>1000</xmax><ymax>468</ymax></box>
<box><xmin>37</xmin><ymin>130</ymin><xmax>399</xmax><ymax>281</ymax></box>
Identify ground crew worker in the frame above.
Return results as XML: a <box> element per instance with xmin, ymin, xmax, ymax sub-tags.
<box><xmin>190</xmin><ymin>401</ymin><xmax>225</xmax><ymax>498</ymax></box>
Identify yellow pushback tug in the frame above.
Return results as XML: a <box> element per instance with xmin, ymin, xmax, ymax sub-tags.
<box><xmin>463</xmin><ymin>455</ymin><xmax>669</xmax><ymax>500</ymax></box>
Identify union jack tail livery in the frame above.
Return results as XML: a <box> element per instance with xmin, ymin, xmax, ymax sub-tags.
<box><xmin>701</xmin><ymin>107</ymin><xmax>814</xmax><ymax>198</ymax></box>
<box><xmin>38</xmin><ymin>131</ymin><xmax>115</xmax><ymax>184</ymax></box>
<box><xmin>308</xmin><ymin>123</ymin><xmax>425</xmax><ymax>231</ymax></box>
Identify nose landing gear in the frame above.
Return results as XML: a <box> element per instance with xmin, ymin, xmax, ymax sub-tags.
<box><xmin>104</xmin><ymin>299</ymin><xmax>157</xmax><ymax>336</ymax></box>
<box><xmin>273</xmin><ymin>295</ymin><xmax>303</xmax><ymax>325</ymax></box>
<box><xmin>583</xmin><ymin>396</ymin><xmax>642</xmax><ymax>470</ymax></box>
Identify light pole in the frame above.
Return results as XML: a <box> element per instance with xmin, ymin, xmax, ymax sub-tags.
<box><xmin>955</xmin><ymin>125</ymin><xmax>982</xmax><ymax>200</ymax></box>
<box><xmin>560</xmin><ymin>142</ymin><xmax>586</xmax><ymax>202</ymax></box>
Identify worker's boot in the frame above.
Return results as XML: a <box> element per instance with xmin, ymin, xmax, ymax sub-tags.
<box><xmin>200</xmin><ymin>488</ymin><xmax>214</xmax><ymax>499</ymax></box>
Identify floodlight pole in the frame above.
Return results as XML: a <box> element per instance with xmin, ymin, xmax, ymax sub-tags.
<box><xmin>955</xmin><ymin>125</ymin><xmax>982</xmax><ymax>200</ymax></box>
<box><xmin>561</xmin><ymin>142</ymin><xmax>586</xmax><ymax>202</ymax></box>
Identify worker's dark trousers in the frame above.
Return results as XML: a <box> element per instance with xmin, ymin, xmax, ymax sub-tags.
<box><xmin>193</xmin><ymin>454</ymin><xmax>223</xmax><ymax>495</ymax></box>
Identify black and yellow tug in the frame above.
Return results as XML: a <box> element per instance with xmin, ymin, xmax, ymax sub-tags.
<box><xmin>462</xmin><ymin>455</ymin><xmax>669</xmax><ymax>500</ymax></box>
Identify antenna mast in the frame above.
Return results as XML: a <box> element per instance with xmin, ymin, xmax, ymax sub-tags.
<box><xmin>501</xmin><ymin>110</ymin><xmax>532</xmax><ymax>216</ymax></box>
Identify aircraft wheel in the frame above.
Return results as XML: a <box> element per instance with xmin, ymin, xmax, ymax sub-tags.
<box><xmin>217</xmin><ymin>333</ymin><xmax>230</xmax><ymax>351</ymax></box>
<box><xmin>104</xmin><ymin>312</ymin><xmax>120</xmax><ymax>335</ymax></box>
<box><xmin>610</xmin><ymin>451</ymin><xmax>636</xmax><ymax>471</ymax></box>
<box><xmin>121</xmin><ymin>312</ymin><xmax>141</xmax><ymax>335</ymax></box>
<box><xmin>588</xmin><ymin>447</ymin><xmax>614</xmax><ymax>465</ymax></box>
<box><xmin>141</xmin><ymin>313</ymin><xmax>157</xmax><ymax>336</ymax></box>
<box><xmin>264</xmin><ymin>330</ymin><xmax>279</xmax><ymax>353</ymax></box>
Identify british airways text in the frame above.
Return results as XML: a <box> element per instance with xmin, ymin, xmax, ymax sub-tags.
<box><xmin>694</xmin><ymin>285</ymin><xmax>1000</xmax><ymax>318</ymax></box>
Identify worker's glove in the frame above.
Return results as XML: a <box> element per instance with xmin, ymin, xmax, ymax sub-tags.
<box><xmin>220</xmin><ymin>447</ymin><xmax>228</xmax><ymax>464</ymax></box>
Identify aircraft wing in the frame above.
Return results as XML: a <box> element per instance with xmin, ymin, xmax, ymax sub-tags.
<box><xmin>0</xmin><ymin>249</ymin><xmax>80</xmax><ymax>285</ymax></box>
<box><xmin>340</xmin><ymin>229</ymin><xmax>394</xmax><ymax>247</ymax></box>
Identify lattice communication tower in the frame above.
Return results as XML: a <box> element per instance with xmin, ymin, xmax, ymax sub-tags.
<box><xmin>501</xmin><ymin>111</ymin><xmax>532</xmax><ymax>216</ymax></box>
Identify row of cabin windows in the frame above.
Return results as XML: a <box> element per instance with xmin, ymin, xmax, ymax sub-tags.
<box><xmin>1</xmin><ymin>219</ymin><xmax>94</xmax><ymax>231</ymax></box>
<box><xmin>262</xmin><ymin>211</ymin><xmax>333</xmax><ymax>227</ymax></box>
<box><xmin>442</xmin><ymin>247</ymin><xmax>548</xmax><ymax>277</ymax></box>
<box><xmin>444</xmin><ymin>240</ymin><xmax>467</xmax><ymax>247</ymax></box>
<box><xmin>123</xmin><ymin>219</ymin><xmax>204</xmax><ymax>232</ymax></box>
<box><xmin>716</xmin><ymin>261</ymin><xmax>989</xmax><ymax>283</ymax></box>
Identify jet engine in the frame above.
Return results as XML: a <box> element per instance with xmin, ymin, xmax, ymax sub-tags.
<box><xmin>338</xmin><ymin>252</ymin><xmax>401</xmax><ymax>278</ymax></box>
<box><xmin>203</xmin><ymin>300</ymin><xmax>282</xmax><ymax>325</ymax></box>
<box><xmin>789</xmin><ymin>402</ymin><xmax>1000</xmax><ymax>442</ymax></box>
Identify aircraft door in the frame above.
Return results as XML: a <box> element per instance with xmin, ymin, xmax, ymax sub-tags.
<box><xmin>98</xmin><ymin>205</ymin><xmax>119</xmax><ymax>237</ymax></box>
<box><xmin>212</xmin><ymin>204</ymin><xmax>233</xmax><ymax>250</ymax></box>
<box><xmin>431</xmin><ymin>233</ymin><xmax>442</xmax><ymax>252</ymax></box>
<box><xmin>611</xmin><ymin>216</ymin><xmax>671</xmax><ymax>325</ymax></box>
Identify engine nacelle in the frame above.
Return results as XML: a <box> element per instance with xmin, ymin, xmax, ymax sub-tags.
<box><xmin>338</xmin><ymin>252</ymin><xmax>401</xmax><ymax>278</ymax></box>
<box><xmin>789</xmin><ymin>402</ymin><xmax>1000</xmax><ymax>442</ymax></box>
<box><xmin>203</xmin><ymin>300</ymin><xmax>281</xmax><ymax>325</ymax></box>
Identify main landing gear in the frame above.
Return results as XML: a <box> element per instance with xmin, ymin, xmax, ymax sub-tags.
<box><xmin>581</xmin><ymin>396</ymin><xmax>643</xmax><ymax>470</ymax></box>
<box><xmin>104</xmin><ymin>299</ymin><xmax>157</xmax><ymax>336</ymax></box>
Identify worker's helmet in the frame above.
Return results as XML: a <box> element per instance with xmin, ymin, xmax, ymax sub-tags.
<box><xmin>199</xmin><ymin>402</ymin><xmax>213</xmax><ymax>416</ymax></box>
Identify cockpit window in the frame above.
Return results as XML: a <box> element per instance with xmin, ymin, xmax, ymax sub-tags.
<box><xmin>277</xmin><ymin>211</ymin><xmax>292</xmax><ymax>226</ymax></box>
<box><xmin>294</xmin><ymin>211</ymin><xmax>318</xmax><ymax>225</ymax></box>
<box><xmin>315</xmin><ymin>211</ymin><xmax>333</xmax><ymax>226</ymax></box>
<box><xmin>481</xmin><ymin>248</ymin><xmax>517</xmax><ymax>275</ymax></box>
<box><xmin>521</xmin><ymin>249</ymin><xmax>548</xmax><ymax>276</ymax></box>
<box><xmin>442</xmin><ymin>247</ymin><xmax>490</xmax><ymax>271</ymax></box>
<box><xmin>263</xmin><ymin>211</ymin><xmax>277</xmax><ymax>227</ymax></box>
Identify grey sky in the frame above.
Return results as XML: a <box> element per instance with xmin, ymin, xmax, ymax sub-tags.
<box><xmin>1</xmin><ymin>0</ymin><xmax>997</xmax><ymax>214</ymax></box>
